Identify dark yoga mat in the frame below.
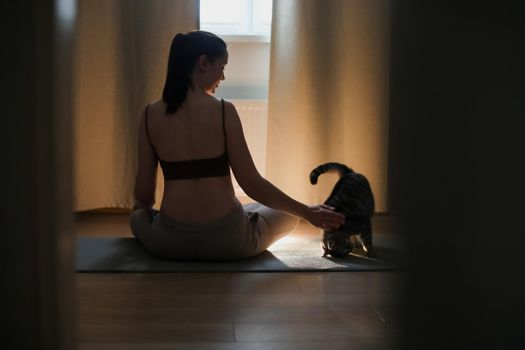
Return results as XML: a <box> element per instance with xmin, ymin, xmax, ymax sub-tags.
<box><xmin>76</xmin><ymin>233</ymin><xmax>401</xmax><ymax>272</ymax></box>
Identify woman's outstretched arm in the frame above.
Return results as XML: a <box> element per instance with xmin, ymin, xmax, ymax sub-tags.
<box><xmin>224</xmin><ymin>101</ymin><xmax>344</xmax><ymax>230</ymax></box>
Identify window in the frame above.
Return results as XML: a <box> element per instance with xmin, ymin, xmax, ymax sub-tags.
<box><xmin>200</xmin><ymin>0</ymin><xmax>272</xmax><ymax>42</ymax></box>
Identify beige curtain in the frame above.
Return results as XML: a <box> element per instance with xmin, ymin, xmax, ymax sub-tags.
<box><xmin>73</xmin><ymin>0</ymin><xmax>198</xmax><ymax>211</ymax></box>
<box><xmin>267</xmin><ymin>0</ymin><xmax>390</xmax><ymax>212</ymax></box>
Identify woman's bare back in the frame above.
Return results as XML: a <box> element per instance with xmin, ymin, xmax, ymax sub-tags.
<box><xmin>146</xmin><ymin>94</ymin><xmax>239</xmax><ymax>223</ymax></box>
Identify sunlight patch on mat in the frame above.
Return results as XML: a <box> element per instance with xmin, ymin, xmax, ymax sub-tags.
<box><xmin>268</xmin><ymin>235</ymin><xmax>309</xmax><ymax>248</ymax></box>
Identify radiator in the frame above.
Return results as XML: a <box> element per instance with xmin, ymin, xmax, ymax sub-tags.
<box><xmin>230</xmin><ymin>99</ymin><xmax>268</xmax><ymax>197</ymax></box>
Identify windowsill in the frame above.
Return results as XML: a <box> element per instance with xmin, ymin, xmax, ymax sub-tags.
<box><xmin>221</xmin><ymin>34</ymin><xmax>271</xmax><ymax>43</ymax></box>
<box><xmin>214</xmin><ymin>86</ymin><xmax>269</xmax><ymax>100</ymax></box>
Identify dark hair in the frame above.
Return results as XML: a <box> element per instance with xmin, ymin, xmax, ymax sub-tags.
<box><xmin>162</xmin><ymin>30</ymin><xmax>227</xmax><ymax>114</ymax></box>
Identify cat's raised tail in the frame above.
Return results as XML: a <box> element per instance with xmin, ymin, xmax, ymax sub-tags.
<box><xmin>309</xmin><ymin>162</ymin><xmax>353</xmax><ymax>185</ymax></box>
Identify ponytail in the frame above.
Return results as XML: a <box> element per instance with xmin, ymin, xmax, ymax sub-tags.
<box><xmin>162</xmin><ymin>33</ymin><xmax>191</xmax><ymax>114</ymax></box>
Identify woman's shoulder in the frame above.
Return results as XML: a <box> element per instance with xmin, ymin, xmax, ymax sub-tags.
<box><xmin>186</xmin><ymin>94</ymin><xmax>232</xmax><ymax>111</ymax></box>
<box><xmin>147</xmin><ymin>95</ymin><xmax>233</xmax><ymax>115</ymax></box>
<box><xmin>144</xmin><ymin>100</ymin><xmax>168</xmax><ymax>119</ymax></box>
<box><xmin>148</xmin><ymin>99</ymin><xmax>165</xmax><ymax>109</ymax></box>
<box><xmin>196</xmin><ymin>94</ymin><xmax>226</xmax><ymax>105</ymax></box>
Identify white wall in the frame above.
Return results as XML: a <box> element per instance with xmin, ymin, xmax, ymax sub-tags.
<box><xmin>215</xmin><ymin>41</ymin><xmax>271</xmax><ymax>99</ymax></box>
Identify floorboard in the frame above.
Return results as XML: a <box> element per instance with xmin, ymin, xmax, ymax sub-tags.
<box><xmin>75</xmin><ymin>212</ymin><xmax>402</xmax><ymax>349</ymax></box>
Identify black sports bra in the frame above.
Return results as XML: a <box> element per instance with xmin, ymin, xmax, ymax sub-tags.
<box><xmin>144</xmin><ymin>99</ymin><xmax>230</xmax><ymax>180</ymax></box>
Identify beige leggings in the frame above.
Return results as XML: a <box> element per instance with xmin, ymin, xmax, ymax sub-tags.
<box><xmin>129</xmin><ymin>202</ymin><xmax>300</xmax><ymax>261</ymax></box>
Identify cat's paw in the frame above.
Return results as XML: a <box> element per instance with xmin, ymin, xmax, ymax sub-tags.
<box><xmin>365</xmin><ymin>248</ymin><xmax>378</xmax><ymax>259</ymax></box>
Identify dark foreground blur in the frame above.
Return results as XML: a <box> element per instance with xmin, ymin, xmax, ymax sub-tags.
<box><xmin>389</xmin><ymin>1</ymin><xmax>525</xmax><ymax>349</ymax></box>
<box><xmin>2</xmin><ymin>1</ymin><xmax>525</xmax><ymax>349</ymax></box>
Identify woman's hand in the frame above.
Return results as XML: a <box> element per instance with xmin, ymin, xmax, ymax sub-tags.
<box><xmin>305</xmin><ymin>204</ymin><xmax>345</xmax><ymax>230</ymax></box>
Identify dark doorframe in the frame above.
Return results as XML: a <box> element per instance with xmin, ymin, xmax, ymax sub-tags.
<box><xmin>3</xmin><ymin>1</ymin><xmax>77</xmax><ymax>349</ymax></box>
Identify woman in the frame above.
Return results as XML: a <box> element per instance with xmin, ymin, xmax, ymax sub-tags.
<box><xmin>129</xmin><ymin>30</ymin><xmax>345</xmax><ymax>261</ymax></box>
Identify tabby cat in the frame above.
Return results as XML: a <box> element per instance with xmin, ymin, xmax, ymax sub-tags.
<box><xmin>309</xmin><ymin>162</ymin><xmax>377</xmax><ymax>258</ymax></box>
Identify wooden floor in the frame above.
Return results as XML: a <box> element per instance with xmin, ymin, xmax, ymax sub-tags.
<box><xmin>75</xmin><ymin>212</ymin><xmax>402</xmax><ymax>350</ymax></box>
